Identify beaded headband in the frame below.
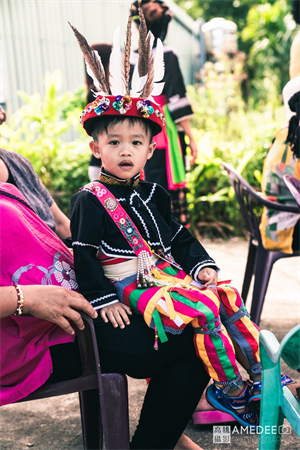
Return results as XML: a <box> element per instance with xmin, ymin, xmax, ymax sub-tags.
<box><xmin>69</xmin><ymin>4</ymin><xmax>165</xmax><ymax>137</ymax></box>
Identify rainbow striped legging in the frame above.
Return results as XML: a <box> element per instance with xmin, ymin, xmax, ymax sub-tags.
<box><xmin>115</xmin><ymin>260</ymin><xmax>261</xmax><ymax>385</ymax></box>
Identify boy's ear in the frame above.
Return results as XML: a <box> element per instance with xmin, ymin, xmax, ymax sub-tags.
<box><xmin>89</xmin><ymin>140</ymin><xmax>101</xmax><ymax>159</ymax></box>
<box><xmin>147</xmin><ymin>142</ymin><xmax>156</xmax><ymax>160</ymax></box>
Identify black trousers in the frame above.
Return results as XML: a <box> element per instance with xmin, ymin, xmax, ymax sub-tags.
<box><xmin>49</xmin><ymin>314</ymin><xmax>209</xmax><ymax>449</ymax></box>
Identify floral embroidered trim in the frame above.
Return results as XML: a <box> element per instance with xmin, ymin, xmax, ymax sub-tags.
<box><xmin>136</xmin><ymin>99</ymin><xmax>154</xmax><ymax>118</ymax></box>
<box><xmin>80</xmin><ymin>96</ymin><xmax>110</xmax><ymax>123</ymax></box>
<box><xmin>54</xmin><ymin>260</ymin><xmax>78</xmax><ymax>290</ymax></box>
<box><xmin>112</xmin><ymin>95</ymin><xmax>133</xmax><ymax>115</ymax></box>
<box><xmin>99</xmin><ymin>170</ymin><xmax>140</xmax><ymax>188</ymax></box>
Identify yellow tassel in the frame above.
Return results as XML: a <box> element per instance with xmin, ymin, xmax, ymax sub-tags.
<box><xmin>151</xmin><ymin>268</ymin><xmax>191</xmax><ymax>289</ymax></box>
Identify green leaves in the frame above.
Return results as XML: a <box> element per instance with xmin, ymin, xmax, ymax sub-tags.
<box><xmin>186</xmin><ymin>61</ymin><xmax>280</xmax><ymax>238</ymax></box>
<box><xmin>1</xmin><ymin>71</ymin><xmax>89</xmax><ymax>216</ymax></box>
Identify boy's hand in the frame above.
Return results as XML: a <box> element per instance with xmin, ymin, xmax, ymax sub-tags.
<box><xmin>197</xmin><ymin>268</ymin><xmax>218</xmax><ymax>288</ymax></box>
<box><xmin>100</xmin><ymin>302</ymin><xmax>132</xmax><ymax>329</ymax></box>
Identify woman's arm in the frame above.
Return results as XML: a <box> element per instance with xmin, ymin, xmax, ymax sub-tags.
<box><xmin>175</xmin><ymin>118</ymin><xmax>198</xmax><ymax>164</ymax></box>
<box><xmin>50</xmin><ymin>202</ymin><xmax>71</xmax><ymax>239</ymax></box>
<box><xmin>0</xmin><ymin>285</ymin><xmax>98</xmax><ymax>335</ymax></box>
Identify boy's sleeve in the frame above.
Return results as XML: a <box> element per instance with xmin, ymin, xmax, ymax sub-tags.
<box><xmin>70</xmin><ymin>190</ymin><xmax>119</xmax><ymax>310</ymax></box>
<box><xmin>171</xmin><ymin>225</ymin><xmax>220</xmax><ymax>281</ymax></box>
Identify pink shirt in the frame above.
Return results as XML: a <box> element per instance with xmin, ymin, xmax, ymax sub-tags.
<box><xmin>0</xmin><ymin>183</ymin><xmax>76</xmax><ymax>405</ymax></box>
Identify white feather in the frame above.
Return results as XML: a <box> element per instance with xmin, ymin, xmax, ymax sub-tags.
<box><xmin>130</xmin><ymin>58</ymin><xmax>140</xmax><ymax>96</ymax></box>
<box><xmin>130</xmin><ymin>56</ymin><xmax>148</xmax><ymax>97</ymax></box>
<box><xmin>150</xmin><ymin>81</ymin><xmax>165</xmax><ymax>97</ymax></box>
<box><xmin>153</xmin><ymin>38</ymin><xmax>165</xmax><ymax>83</ymax></box>
<box><xmin>130</xmin><ymin>73</ymin><xmax>148</xmax><ymax>97</ymax></box>
<box><xmin>85</xmin><ymin>61</ymin><xmax>101</xmax><ymax>92</ymax></box>
<box><xmin>148</xmin><ymin>31</ymin><xmax>155</xmax><ymax>55</ymax></box>
<box><xmin>109</xmin><ymin>27</ymin><xmax>126</xmax><ymax>95</ymax></box>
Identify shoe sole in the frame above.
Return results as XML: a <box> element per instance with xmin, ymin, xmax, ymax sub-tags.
<box><xmin>206</xmin><ymin>387</ymin><xmax>257</xmax><ymax>429</ymax></box>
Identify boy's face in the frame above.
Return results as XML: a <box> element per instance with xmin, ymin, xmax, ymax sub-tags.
<box><xmin>89</xmin><ymin>120</ymin><xmax>156</xmax><ymax>182</ymax></box>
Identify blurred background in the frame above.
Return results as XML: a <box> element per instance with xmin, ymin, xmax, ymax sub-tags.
<box><xmin>0</xmin><ymin>0</ymin><xmax>298</xmax><ymax>238</ymax></box>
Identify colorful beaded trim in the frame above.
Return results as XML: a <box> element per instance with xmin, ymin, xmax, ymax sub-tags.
<box><xmin>113</xmin><ymin>95</ymin><xmax>133</xmax><ymax>114</ymax></box>
<box><xmin>80</xmin><ymin>95</ymin><xmax>165</xmax><ymax>126</ymax></box>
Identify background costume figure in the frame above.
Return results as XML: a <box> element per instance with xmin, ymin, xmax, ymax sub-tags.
<box><xmin>130</xmin><ymin>0</ymin><xmax>198</xmax><ymax>226</ymax></box>
<box><xmin>0</xmin><ymin>109</ymin><xmax>70</xmax><ymax>240</ymax></box>
<box><xmin>260</xmin><ymin>78</ymin><xmax>300</xmax><ymax>253</ymax></box>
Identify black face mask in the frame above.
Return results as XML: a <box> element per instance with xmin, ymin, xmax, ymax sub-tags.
<box><xmin>145</xmin><ymin>15</ymin><xmax>170</xmax><ymax>42</ymax></box>
<box><xmin>131</xmin><ymin>0</ymin><xmax>172</xmax><ymax>43</ymax></box>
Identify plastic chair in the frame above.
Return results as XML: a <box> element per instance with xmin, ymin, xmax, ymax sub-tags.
<box><xmin>258</xmin><ymin>324</ymin><xmax>300</xmax><ymax>450</ymax></box>
<box><xmin>16</xmin><ymin>313</ymin><xmax>130</xmax><ymax>450</ymax></box>
<box><xmin>283</xmin><ymin>174</ymin><xmax>300</xmax><ymax>208</ymax></box>
<box><xmin>222</xmin><ymin>162</ymin><xmax>300</xmax><ymax>325</ymax></box>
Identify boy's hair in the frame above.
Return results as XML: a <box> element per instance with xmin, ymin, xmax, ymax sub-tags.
<box><xmin>89</xmin><ymin>116</ymin><xmax>155</xmax><ymax>143</ymax></box>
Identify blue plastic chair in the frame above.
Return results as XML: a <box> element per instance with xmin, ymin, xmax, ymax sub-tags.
<box><xmin>222</xmin><ymin>162</ymin><xmax>300</xmax><ymax>325</ymax></box>
<box><xmin>259</xmin><ymin>324</ymin><xmax>300</xmax><ymax>450</ymax></box>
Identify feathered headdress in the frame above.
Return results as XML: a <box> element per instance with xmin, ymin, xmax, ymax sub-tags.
<box><xmin>69</xmin><ymin>4</ymin><xmax>165</xmax><ymax>136</ymax></box>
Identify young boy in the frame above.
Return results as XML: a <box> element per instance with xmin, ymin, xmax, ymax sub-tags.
<box><xmin>71</xmin><ymin>96</ymin><xmax>261</xmax><ymax>425</ymax></box>
<box><xmin>69</xmin><ymin>14</ymin><xmax>296</xmax><ymax>444</ymax></box>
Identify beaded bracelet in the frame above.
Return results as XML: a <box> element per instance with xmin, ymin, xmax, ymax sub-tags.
<box><xmin>13</xmin><ymin>284</ymin><xmax>24</xmax><ymax>316</ymax></box>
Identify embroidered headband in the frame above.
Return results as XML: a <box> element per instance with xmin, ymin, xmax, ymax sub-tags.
<box><xmin>69</xmin><ymin>4</ymin><xmax>165</xmax><ymax>137</ymax></box>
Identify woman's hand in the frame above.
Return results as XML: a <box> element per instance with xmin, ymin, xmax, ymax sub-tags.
<box><xmin>24</xmin><ymin>285</ymin><xmax>98</xmax><ymax>335</ymax></box>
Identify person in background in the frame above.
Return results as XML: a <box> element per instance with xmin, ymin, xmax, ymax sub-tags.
<box><xmin>85</xmin><ymin>43</ymin><xmax>112</xmax><ymax>182</ymax></box>
<box><xmin>260</xmin><ymin>78</ymin><xmax>300</xmax><ymax>253</ymax></box>
<box><xmin>0</xmin><ymin>106</ymin><xmax>70</xmax><ymax>240</ymax></box>
<box><xmin>0</xmin><ymin>182</ymin><xmax>97</xmax><ymax>406</ymax></box>
<box><xmin>130</xmin><ymin>0</ymin><xmax>198</xmax><ymax>227</ymax></box>
<box><xmin>290</xmin><ymin>0</ymin><xmax>300</xmax><ymax>80</ymax></box>
<box><xmin>0</xmin><ymin>105</ymin><xmax>6</xmax><ymax>125</ymax></box>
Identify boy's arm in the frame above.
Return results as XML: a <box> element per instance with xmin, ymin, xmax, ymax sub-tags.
<box><xmin>70</xmin><ymin>190</ymin><xmax>120</xmax><ymax>311</ymax></box>
<box><xmin>171</xmin><ymin>225</ymin><xmax>219</xmax><ymax>281</ymax></box>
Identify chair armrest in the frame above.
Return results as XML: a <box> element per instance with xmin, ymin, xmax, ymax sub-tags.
<box><xmin>73</xmin><ymin>311</ymin><xmax>102</xmax><ymax>378</ymax></box>
<box><xmin>222</xmin><ymin>162</ymin><xmax>299</xmax><ymax>213</ymax></box>
<box><xmin>280</xmin><ymin>324</ymin><xmax>300</xmax><ymax>371</ymax></box>
<box><xmin>259</xmin><ymin>330</ymin><xmax>281</xmax><ymax>370</ymax></box>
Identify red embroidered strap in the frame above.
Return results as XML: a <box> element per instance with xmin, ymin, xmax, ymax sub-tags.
<box><xmin>81</xmin><ymin>182</ymin><xmax>152</xmax><ymax>257</ymax></box>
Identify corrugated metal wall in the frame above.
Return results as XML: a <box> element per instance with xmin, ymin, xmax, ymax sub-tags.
<box><xmin>1</xmin><ymin>0</ymin><xmax>200</xmax><ymax>116</ymax></box>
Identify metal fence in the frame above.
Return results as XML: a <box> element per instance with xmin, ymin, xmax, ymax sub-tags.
<box><xmin>1</xmin><ymin>0</ymin><xmax>201</xmax><ymax>116</ymax></box>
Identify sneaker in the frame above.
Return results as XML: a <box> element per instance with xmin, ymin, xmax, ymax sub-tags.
<box><xmin>206</xmin><ymin>382</ymin><xmax>258</xmax><ymax>428</ymax></box>
<box><xmin>249</xmin><ymin>372</ymin><xmax>299</xmax><ymax>413</ymax></box>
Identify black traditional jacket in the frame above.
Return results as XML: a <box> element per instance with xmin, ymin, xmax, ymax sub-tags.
<box><xmin>70</xmin><ymin>176</ymin><xmax>218</xmax><ymax>310</ymax></box>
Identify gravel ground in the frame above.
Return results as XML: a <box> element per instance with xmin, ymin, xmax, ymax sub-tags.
<box><xmin>1</xmin><ymin>238</ymin><xmax>299</xmax><ymax>450</ymax></box>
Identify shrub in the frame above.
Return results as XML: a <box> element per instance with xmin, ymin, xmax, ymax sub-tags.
<box><xmin>1</xmin><ymin>71</ymin><xmax>91</xmax><ymax>215</ymax></box>
<box><xmin>186</xmin><ymin>59</ymin><xmax>285</xmax><ymax>238</ymax></box>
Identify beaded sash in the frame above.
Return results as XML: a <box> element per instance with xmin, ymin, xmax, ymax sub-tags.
<box><xmin>82</xmin><ymin>181</ymin><xmax>156</xmax><ymax>288</ymax></box>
